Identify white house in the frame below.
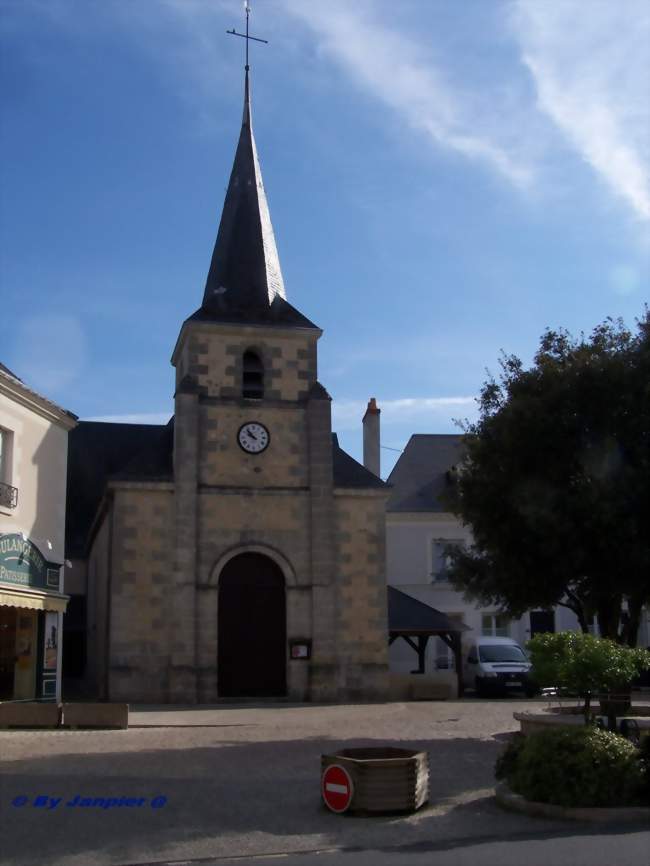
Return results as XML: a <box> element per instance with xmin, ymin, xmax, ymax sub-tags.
<box><xmin>0</xmin><ymin>363</ymin><xmax>77</xmax><ymax>702</ymax></box>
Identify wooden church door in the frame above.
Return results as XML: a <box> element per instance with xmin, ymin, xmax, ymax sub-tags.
<box><xmin>217</xmin><ymin>553</ymin><xmax>287</xmax><ymax>697</ymax></box>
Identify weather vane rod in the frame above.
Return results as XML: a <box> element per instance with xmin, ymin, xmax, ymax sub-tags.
<box><xmin>227</xmin><ymin>1</ymin><xmax>268</xmax><ymax>71</ymax></box>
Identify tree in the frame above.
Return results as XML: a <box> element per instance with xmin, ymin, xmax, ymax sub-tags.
<box><xmin>446</xmin><ymin>311</ymin><xmax>650</xmax><ymax>645</ymax></box>
<box><xmin>526</xmin><ymin>632</ymin><xmax>650</xmax><ymax>717</ymax></box>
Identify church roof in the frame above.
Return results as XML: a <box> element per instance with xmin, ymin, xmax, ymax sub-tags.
<box><xmin>386</xmin><ymin>434</ymin><xmax>464</xmax><ymax>512</ymax></box>
<box><xmin>185</xmin><ymin>294</ymin><xmax>319</xmax><ymax>331</ymax></box>
<box><xmin>65</xmin><ymin>420</ymin><xmax>171</xmax><ymax>557</ymax></box>
<box><xmin>199</xmin><ymin>70</ymin><xmax>314</xmax><ymax>330</ymax></box>
<box><xmin>332</xmin><ymin>434</ymin><xmax>387</xmax><ymax>489</ymax></box>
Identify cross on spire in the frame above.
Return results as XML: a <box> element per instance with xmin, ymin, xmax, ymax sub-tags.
<box><xmin>227</xmin><ymin>1</ymin><xmax>268</xmax><ymax>71</ymax></box>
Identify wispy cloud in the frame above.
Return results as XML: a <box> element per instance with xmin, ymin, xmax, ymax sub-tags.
<box><xmin>333</xmin><ymin>396</ymin><xmax>475</xmax><ymax>431</ymax></box>
<box><xmin>84</xmin><ymin>398</ymin><xmax>474</xmax><ymax>432</ymax></box>
<box><xmin>511</xmin><ymin>0</ymin><xmax>650</xmax><ymax>222</ymax></box>
<box><xmin>279</xmin><ymin>0</ymin><xmax>533</xmax><ymax>187</ymax></box>
<box><xmin>84</xmin><ymin>413</ymin><xmax>171</xmax><ymax>425</ymax></box>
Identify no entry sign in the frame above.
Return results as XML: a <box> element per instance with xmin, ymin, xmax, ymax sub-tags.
<box><xmin>321</xmin><ymin>763</ymin><xmax>354</xmax><ymax>813</ymax></box>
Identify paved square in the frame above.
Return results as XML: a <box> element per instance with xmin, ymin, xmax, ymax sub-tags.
<box><xmin>0</xmin><ymin>699</ymin><xmax>639</xmax><ymax>866</ymax></box>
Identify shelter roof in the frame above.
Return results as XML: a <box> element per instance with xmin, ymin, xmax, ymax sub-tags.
<box><xmin>387</xmin><ymin>586</ymin><xmax>470</xmax><ymax>634</ymax></box>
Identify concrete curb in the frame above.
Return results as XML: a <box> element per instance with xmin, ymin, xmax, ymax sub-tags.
<box><xmin>495</xmin><ymin>782</ymin><xmax>650</xmax><ymax>823</ymax></box>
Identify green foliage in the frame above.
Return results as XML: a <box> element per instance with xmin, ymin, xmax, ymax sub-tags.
<box><xmin>500</xmin><ymin>727</ymin><xmax>641</xmax><ymax>808</ymax></box>
<box><xmin>445</xmin><ymin>312</ymin><xmax>650</xmax><ymax>644</ymax></box>
<box><xmin>634</xmin><ymin>737</ymin><xmax>650</xmax><ymax>806</ymax></box>
<box><xmin>527</xmin><ymin>632</ymin><xmax>650</xmax><ymax>697</ymax></box>
<box><xmin>495</xmin><ymin>733</ymin><xmax>526</xmax><ymax>781</ymax></box>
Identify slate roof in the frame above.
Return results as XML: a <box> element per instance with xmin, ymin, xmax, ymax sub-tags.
<box><xmin>0</xmin><ymin>362</ymin><xmax>21</xmax><ymax>381</ymax></box>
<box><xmin>331</xmin><ymin>434</ymin><xmax>387</xmax><ymax>490</ymax></box>
<box><xmin>186</xmin><ymin>294</ymin><xmax>319</xmax><ymax>331</ymax></box>
<box><xmin>386</xmin><ymin>434</ymin><xmax>464</xmax><ymax>513</ymax></box>
<box><xmin>0</xmin><ymin>362</ymin><xmax>77</xmax><ymax>422</ymax></box>
<box><xmin>388</xmin><ymin>586</ymin><xmax>470</xmax><ymax>634</ymax></box>
<box><xmin>65</xmin><ymin>420</ymin><xmax>171</xmax><ymax>557</ymax></box>
<box><xmin>200</xmin><ymin>70</ymin><xmax>317</xmax><ymax>332</ymax></box>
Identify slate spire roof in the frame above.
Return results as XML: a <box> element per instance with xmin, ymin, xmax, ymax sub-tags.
<box><xmin>202</xmin><ymin>69</ymin><xmax>286</xmax><ymax>316</ymax></box>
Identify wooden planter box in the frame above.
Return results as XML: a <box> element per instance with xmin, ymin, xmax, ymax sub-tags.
<box><xmin>321</xmin><ymin>747</ymin><xmax>429</xmax><ymax>813</ymax></box>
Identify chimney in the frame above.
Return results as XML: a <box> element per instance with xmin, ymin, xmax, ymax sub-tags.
<box><xmin>363</xmin><ymin>397</ymin><xmax>381</xmax><ymax>478</ymax></box>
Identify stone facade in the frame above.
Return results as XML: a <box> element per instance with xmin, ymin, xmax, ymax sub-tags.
<box><xmin>78</xmin><ymin>66</ymin><xmax>390</xmax><ymax>704</ymax></box>
<box><xmin>85</xmin><ymin>319</ymin><xmax>390</xmax><ymax>704</ymax></box>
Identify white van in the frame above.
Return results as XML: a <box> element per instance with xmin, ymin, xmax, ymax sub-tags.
<box><xmin>463</xmin><ymin>636</ymin><xmax>536</xmax><ymax>697</ymax></box>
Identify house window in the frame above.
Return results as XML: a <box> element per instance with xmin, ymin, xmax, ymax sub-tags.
<box><xmin>0</xmin><ymin>428</ymin><xmax>17</xmax><ymax>509</ymax></box>
<box><xmin>431</xmin><ymin>539</ymin><xmax>462</xmax><ymax>582</ymax></box>
<box><xmin>482</xmin><ymin>613</ymin><xmax>510</xmax><ymax>637</ymax></box>
<box><xmin>0</xmin><ymin>427</ymin><xmax>12</xmax><ymax>483</ymax></box>
<box><xmin>242</xmin><ymin>350</ymin><xmax>264</xmax><ymax>399</ymax></box>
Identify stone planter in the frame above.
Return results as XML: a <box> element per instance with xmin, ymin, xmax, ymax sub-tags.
<box><xmin>0</xmin><ymin>702</ymin><xmax>60</xmax><ymax>728</ymax></box>
<box><xmin>513</xmin><ymin>709</ymin><xmax>650</xmax><ymax>741</ymax></box>
<box><xmin>496</xmin><ymin>782</ymin><xmax>650</xmax><ymax>823</ymax></box>
<box><xmin>321</xmin><ymin>747</ymin><xmax>429</xmax><ymax>813</ymax></box>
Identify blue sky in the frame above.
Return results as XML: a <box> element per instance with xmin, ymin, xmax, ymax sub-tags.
<box><xmin>1</xmin><ymin>0</ymin><xmax>648</xmax><ymax>476</ymax></box>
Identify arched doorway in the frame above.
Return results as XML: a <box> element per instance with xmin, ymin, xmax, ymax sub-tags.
<box><xmin>217</xmin><ymin>552</ymin><xmax>287</xmax><ymax>697</ymax></box>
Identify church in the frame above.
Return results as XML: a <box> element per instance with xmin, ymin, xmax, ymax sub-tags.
<box><xmin>64</xmin><ymin>65</ymin><xmax>390</xmax><ymax>704</ymax></box>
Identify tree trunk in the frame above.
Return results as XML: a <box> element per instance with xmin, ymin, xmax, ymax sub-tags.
<box><xmin>560</xmin><ymin>594</ymin><xmax>589</xmax><ymax>633</ymax></box>
<box><xmin>596</xmin><ymin>597</ymin><xmax>622</xmax><ymax>642</ymax></box>
<box><xmin>621</xmin><ymin>593</ymin><xmax>645</xmax><ymax>648</ymax></box>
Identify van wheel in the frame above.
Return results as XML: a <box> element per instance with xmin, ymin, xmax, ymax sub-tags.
<box><xmin>475</xmin><ymin>678</ymin><xmax>486</xmax><ymax>698</ymax></box>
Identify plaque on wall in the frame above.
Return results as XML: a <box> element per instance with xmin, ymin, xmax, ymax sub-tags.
<box><xmin>289</xmin><ymin>639</ymin><xmax>311</xmax><ymax>660</ymax></box>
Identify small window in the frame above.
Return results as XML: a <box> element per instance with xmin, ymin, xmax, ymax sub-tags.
<box><xmin>431</xmin><ymin>539</ymin><xmax>462</xmax><ymax>582</ymax></box>
<box><xmin>0</xmin><ymin>427</ymin><xmax>12</xmax><ymax>483</ymax></box>
<box><xmin>242</xmin><ymin>350</ymin><xmax>264</xmax><ymax>399</ymax></box>
<box><xmin>0</xmin><ymin>428</ymin><xmax>17</xmax><ymax>509</ymax></box>
<box><xmin>482</xmin><ymin>613</ymin><xmax>510</xmax><ymax>637</ymax></box>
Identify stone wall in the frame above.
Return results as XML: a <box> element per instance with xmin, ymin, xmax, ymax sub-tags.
<box><xmin>199</xmin><ymin>403</ymin><xmax>308</xmax><ymax>488</ymax></box>
<box><xmin>333</xmin><ymin>490</ymin><xmax>390</xmax><ymax>701</ymax></box>
<box><xmin>174</xmin><ymin>323</ymin><xmax>319</xmax><ymax>402</ymax></box>
<box><xmin>106</xmin><ymin>485</ymin><xmax>174</xmax><ymax>702</ymax></box>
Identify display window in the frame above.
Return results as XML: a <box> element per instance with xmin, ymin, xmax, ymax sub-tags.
<box><xmin>0</xmin><ymin>608</ymin><xmax>39</xmax><ymax>700</ymax></box>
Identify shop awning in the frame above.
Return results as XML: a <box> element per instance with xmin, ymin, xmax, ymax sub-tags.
<box><xmin>0</xmin><ymin>588</ymin><xmax>68</xmax><ymax>613</ymax></box>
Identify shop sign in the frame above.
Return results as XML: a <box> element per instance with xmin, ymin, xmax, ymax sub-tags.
<box><xmin>0</xmin><ymin>533</ymin><xmax>60</xmax><ymax>590</ymax></box>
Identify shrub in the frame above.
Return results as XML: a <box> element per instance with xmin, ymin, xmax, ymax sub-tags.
<box><xmin>498</xmin><ymin>727</ymin><xmax>641</xmax><ymax>808</ymax></box>
<box><xmin>634</xmin><ymin>736</ymin><xmax>650</xmax><ymax>806</ymax></box>
<box><xmin>495</xmin><ymin>733</ymin><xmax>526</xmax><ymax>781</ymax></box>
<box><xmin>526</xmin><ymin>633</ymin><xmax>650</xmax><ymax>714</ymax></box>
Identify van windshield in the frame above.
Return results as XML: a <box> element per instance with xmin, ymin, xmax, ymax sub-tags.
<box><xmin>479</xmin><ymin>645</ymin><xmax>527</xmax><ymax>663</ymax></box>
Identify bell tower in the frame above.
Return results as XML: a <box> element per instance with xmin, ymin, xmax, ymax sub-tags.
<box><xmin>168</xmin><ymin>50</ymin><xmax>346</xmax><ymax>702</ymax></box>
<box><xmin>163</xmin><ymin>6</ymin><xmax>389</xmax><ymax>703</ymax></box>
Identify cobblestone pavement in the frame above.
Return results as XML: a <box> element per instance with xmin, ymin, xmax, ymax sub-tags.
<box><xmin>0</xmin><ymin>699</ymin><xmax>644</xmax><ymax>866</ymax></box>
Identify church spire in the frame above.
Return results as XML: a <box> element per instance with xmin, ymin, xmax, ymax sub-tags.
<box><xmin>202</xmin><ymin>9</ymin><xmax>285</xmax><ymax>314</ymax></box>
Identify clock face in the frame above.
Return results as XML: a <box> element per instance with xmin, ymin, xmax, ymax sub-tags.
<box><xmin>237</xmin><ymin>421</ymin><xmax>270</xmax><ymax>454</ymax></box>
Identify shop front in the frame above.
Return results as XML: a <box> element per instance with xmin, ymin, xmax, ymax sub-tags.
<box><xmin>0</xmin><ymin>533</ymin><xmax>68</xmax><ymax>702</ymax></box>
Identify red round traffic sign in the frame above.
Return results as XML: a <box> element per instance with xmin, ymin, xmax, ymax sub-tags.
<box><xmin>321</xmin><ymin>763</ymin><xmax>354</xmax><ymax>813</ymax></box>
